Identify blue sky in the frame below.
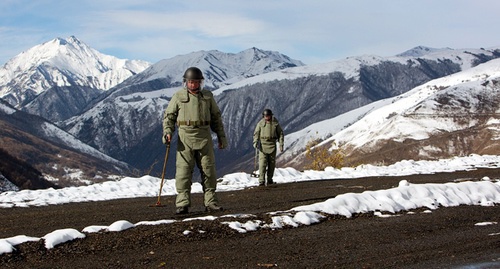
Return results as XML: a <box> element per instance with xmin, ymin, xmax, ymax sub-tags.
<box><xmin>1</xmin><ymin>0</ymin><xmax>499</xmax><ymax>65</ymax></box>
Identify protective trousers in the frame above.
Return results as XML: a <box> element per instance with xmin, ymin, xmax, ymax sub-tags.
<box><xmin>175</xmin><ymin>137</ymin><xmax>218</xmax><ymax>208</ymax></box>
<box><xmin>258</xmin><ymin>148</ymin><xmax>276</xmax><ymax>184</ymax></box>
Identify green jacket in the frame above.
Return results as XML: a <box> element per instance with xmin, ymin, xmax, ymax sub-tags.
<box><xmin>253</xmin><ymin>117</ymin><xmax>284</xmax><ymax>154</ymax></box>
<box><xmin>163</xmin><ymin>88</ymin><xmax>227</xmax><ymax>149</ymax></box>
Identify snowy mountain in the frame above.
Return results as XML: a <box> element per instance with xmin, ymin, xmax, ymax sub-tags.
<box><xmin>2</xmin><ymin>39</ymin><xmax>500</xmax><ymax>184</ymax></box>
<box><xmin>64</xmin><ymin>45</ymin><xmax>500</xmax><ymax>177</ymax></box>
<box><xmin>282</xmin><ymin>57</ymin><xmax>500</xmax><ymax>168</ymax></box>
<box><xmin>61</xmin><ymin>48</ymin><xmax>305</xmax><ymax>165</ymax></box>
<box><xmin>0</xmin><ymin>36</ymin><xmax>151</xmax><ymax>113</ymax></box>
<box><xmin>119</xmin><ymin>47</ymin><xmax>304</xmax><ymax>90</ymax></box>
<box><xmin>0</xmin><ymin>100</ymin><xmax>132</xmax><ymax>187</ymax></box>
<box><xmin>211</xmin><ymin>46</ymin><xmax>500</xmax><ymax>174</ymax></box>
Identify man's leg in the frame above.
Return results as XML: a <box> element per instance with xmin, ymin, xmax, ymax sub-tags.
<box><xmin>267</xmin><ymin>149</ymin><xmax>277</xmax><ymax>184</ymax></box>
<box><xmin>258</xmin><ymin>151</ymin><xmax>268</xmax><ymax>185</ymax></box>
<box><xmin>198</xmin><ymin>142</ymin><xmax>220</xmax><ymax>209</ymax></box>
<box><xmin>175</xmin><ymin>141</ymin><xmax>195</xmax><ymax>210</ymax></box>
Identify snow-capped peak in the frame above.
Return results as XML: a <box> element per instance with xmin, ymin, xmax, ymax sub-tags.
<box><xmin>0</xmin><ymin>36</ymin><xmax>151</xmax><ymax>107</ymax></box>
<box><xmin>396</xmin><ymin>46</ymin><xmax>452</xmax><ymax>57</ymax></box>
<box><xmin>3</xmin><ymin>36</ymin><xmax>106</xmax><ymax>77</ymax></box>
<box><xmin>132</xmin><ymin>48</ymin><xmax>304</xmax><ymax>89</ymax></box>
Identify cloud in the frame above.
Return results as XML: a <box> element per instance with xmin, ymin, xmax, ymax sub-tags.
<box><xmin>1</xmin><ymin>0</ymin><xmax>500</xmax><ymax>65</ymax></box>
<box><xmin>97</xmin><ymin>10</ymin><xmax>266</xmax><ymax>38</ymax></box>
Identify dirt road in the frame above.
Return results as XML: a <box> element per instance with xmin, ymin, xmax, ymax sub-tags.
<box><xmin>1</xmin><ymin>168</ymin><xmax>500</xmax><ymax>268</ymax></box>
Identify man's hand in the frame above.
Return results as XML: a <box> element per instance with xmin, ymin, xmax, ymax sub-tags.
<box><xmin>162</xmin><ymin>134</ymin><xmax>171</xmax><ymax>144</ymax></box>
<box><xmin>218</xmin><ymin>136</ymin><xmax>227</xmax><ymax>149</ymax></box>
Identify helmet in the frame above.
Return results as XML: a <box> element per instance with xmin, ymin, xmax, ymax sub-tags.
<box><xmin>262</xmin><ymin>109</ymin><xmax>273</xmax><ymax>116</ymax></box>
<box><xmin>183</xmin><ymin>67</ymin><xmax>204</xmax><ymax>81</ymax></box>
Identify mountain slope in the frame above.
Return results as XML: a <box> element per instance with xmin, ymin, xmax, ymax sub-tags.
<box><xmin>22</xmin><ymin>85</ymin><xmax>103</xmax><ymax>123</ymax></box>
<box><xmin>282</xmin><ymin>58</ymin><xmax>500</xmax><ymax>168</ymax></box>
<box><xmin>0</xmin><ymin>172</ymin><xmax>18</xmax><ymax>192</ymax></box>
<box><xmin>0</xmin><ymin>36</ymin><xmax>151</xmax><ymax>111</ymax></box>
<box><xmin>0</xmin><ymin>147</ymin><xmax>56</xmax><ymax>191</ymax></box>
<box><xmin>0</xmin><ymin>100</ymin><xmax>132</xmax><ymax>187</ymax></box>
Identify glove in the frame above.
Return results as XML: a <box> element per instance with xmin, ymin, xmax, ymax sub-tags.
<box><xmin>253</xmin><ymin>142</ymin><xmax>258</xmax><ymax>149</ymax></box>
<box><xmin>280</xmin><ymin>145</ymin><xmax>284</xmax><ymax>152</ymax></box>
<box><xmin>218</xmin><ymin>136</ymin><xmax>228</xmax><ymax>149</ymax></box>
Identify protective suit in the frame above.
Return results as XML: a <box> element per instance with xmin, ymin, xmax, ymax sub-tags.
<box><xmin>253</xmin><ymin>109</ymin><xmax>284</xmax><ymax>185</ymax></box>
<box><xmin>163</xmin><ymin>67</ymin><xmax>227</xmax><ymax>214</ymax></box>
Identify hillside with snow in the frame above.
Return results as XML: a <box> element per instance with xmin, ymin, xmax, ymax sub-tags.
<box><xmin>281</xmin><ymin>57</ymin><xmax>500</xmax><ymax>168</ymax></box>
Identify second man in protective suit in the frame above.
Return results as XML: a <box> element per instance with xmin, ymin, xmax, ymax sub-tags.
<box><xmin>253</xmin><ymin>109</ymin><xmax>284</xmax><ymax>186</ymax></box>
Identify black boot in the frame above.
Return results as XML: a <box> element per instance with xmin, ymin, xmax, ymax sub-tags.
<box><xmin>205</xmin><ymin>204</ymin><xmax>224</xmax><ymax>212</ymax></box>
<box><xmin>175</xmin><ymin>206</ymin><xmax>188</xmax><ymax>214</ymax></box>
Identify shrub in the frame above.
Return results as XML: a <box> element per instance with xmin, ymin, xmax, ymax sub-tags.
<box><xmin>304</xmin><ymin>138</ymin><xmax>345</xmax><ymax>170</ymax></box>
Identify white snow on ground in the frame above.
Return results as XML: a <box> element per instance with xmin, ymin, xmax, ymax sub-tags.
<box><xmin>0</xmin><ymin>154</ymin><xmax>499</xmax><ymax>254</ymax></box>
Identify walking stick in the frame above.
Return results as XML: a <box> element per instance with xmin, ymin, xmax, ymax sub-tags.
<box><xmin>251</xmin><ymin>146</ymin><xmax>258</xmax><ymax>177</ymax></box>
<box><xmin>150</xmin><ymin>143</ymin><xmax>170</xmax><ymax>207</ymax></box>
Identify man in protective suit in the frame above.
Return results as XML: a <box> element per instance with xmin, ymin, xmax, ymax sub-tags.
<box><xmin>163</xmin><ymin>67</ymin><xmax>228</xmax><ymax>214</ymax></box>
<box><xmin>253</xmin><ymin>109</ymin><xmax>284</xmax><ymax>186</ymax></box>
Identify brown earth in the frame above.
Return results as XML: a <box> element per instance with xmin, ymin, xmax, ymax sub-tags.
<box><xmin>1</xmin><ymin>168</ymin><xmax>500</xmax><ymax>268</ymax></box>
